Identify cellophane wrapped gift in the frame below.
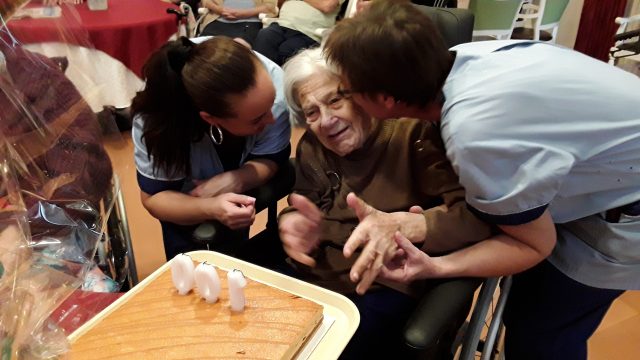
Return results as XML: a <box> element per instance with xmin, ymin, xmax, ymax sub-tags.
<box><xmin>0</xmin><ymin>3</ymin><xmax>125</xmax><ymax>357</ymax></box>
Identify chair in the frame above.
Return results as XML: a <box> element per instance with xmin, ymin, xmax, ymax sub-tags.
<box><xmin>511</xmin><ymin>0</ymin><xmax>570</xmax><ymax>43</ymax></box>
<box><xmin>468</xmin><ymin>0</ymin><xmax>525</xmax><ymax>40</ymax></box>
<box><xmin>609</xmin><ymin>14</ymin><xmax>640</xmax><ymax>67</ymax></box>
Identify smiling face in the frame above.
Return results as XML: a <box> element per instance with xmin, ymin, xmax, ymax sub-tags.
<box><xmin>297</xmin><ymin>72</ymin><xmax>373</xmax><ymax>157</ymax></box>
<box><xmin>201</xmin><ymin>61</ymin><xmax>276</xmax><ymax>137</ymax></box>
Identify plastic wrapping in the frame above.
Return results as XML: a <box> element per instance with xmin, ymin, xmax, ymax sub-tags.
<box><xmin>1</xmin><ymin>1</ymin><xmax>133</xmax><ymax>357</ymax></box>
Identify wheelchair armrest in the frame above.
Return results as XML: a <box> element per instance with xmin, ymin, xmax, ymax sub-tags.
<box><xmin>404</xmin><ymin>277</ymin><xmax>482</xmax><ymax>350</ymax></box>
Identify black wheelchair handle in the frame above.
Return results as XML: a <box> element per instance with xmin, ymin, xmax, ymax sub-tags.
<box><xmin>166</xmin><ymin>8</ymin><xmax>185</xmax><ymax>18</ymax></box>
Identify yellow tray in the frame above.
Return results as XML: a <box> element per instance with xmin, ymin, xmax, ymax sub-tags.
<box><xmin>69</xmin><ymin>250</ymin><xmax>360</xmax><ymax>359</ymax></box>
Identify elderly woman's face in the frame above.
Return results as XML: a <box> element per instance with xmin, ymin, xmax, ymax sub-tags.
<box><xmin>298</xmin><ymin>73</ymin><xmax>372</xmax><ymax>157</ymax></box>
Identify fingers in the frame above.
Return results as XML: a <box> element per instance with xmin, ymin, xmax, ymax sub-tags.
<box><xmin>279</xmin><ymin>212</ymin><xmax>320</xmax><ymax>262</ymax></box>
<box><xmin>409</xmin><ymin>205</ymin><xmax>424</xmax><ymax>214</ymax></box>
<box><xmin>379</xmin><ymin>264</ymin><xmax>404</xmax><ymax>282</ymax></box>
<box><xmin>284</xmin><ymin>244</ymin><xmax>316</xmax><ymax>267</ymax></box>
<box><xmin>343</xmin><ymin>225</ymin><xmax>368</xmax><ymax>258</ymax></box>
<box><xmin>393</xmin><ymin>231</ymin><xmax>418</xmax><ymax>256</ymax></box>
<box><xmin>224</xmin><ymin>193</ymin><xmax>256</xmax><ymax>207</ymax></box>
<box><xmin>355</xmin><ymin>251</ymin><xmax>384</xmax><ymax>295</ymax></box>
<box><xmin>346</xmin><ymin>192</ymin><xmax>374</xmax><ymax>221</ymax></box>
<box><xmin>349</xmin><ymin>237</ymin><xmax>378</xmax><ymax>283</ymax></box>
<box><xmin>289</xmin><ymin>193</ymin><xmax>322</xmax><ymax>223</ymax></box>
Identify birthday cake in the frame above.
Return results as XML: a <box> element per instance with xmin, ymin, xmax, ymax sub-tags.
<box><xmin>69</xmin><ymin>265</ymin><xmax>324</xmax><ymax>359</ymax></box>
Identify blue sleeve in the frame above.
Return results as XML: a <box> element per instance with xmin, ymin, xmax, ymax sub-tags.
<box><xmin>132</xmin><ymin>114</ymin><xmax>186</xmax><ymax>182</ymax></box>
<box><xmin>251</xmin><ymin>51</ymin><xmax>292</xmax><ymax>157</ymax></box>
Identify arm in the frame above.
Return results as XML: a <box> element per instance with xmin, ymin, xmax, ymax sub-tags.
<box><xmin>141</xmin><ymin>190</ymin><xmax>256</xmax><ymax>228</ymax></box>
<box><xmin>278</xmin><ymin>136</ymin><xmax>330</xmax><ymax>266</ymax></box>
<box><xmin>380</xmin><ymin>210</ymin><xmax>557</xmax><ymax>282</ymax></box>
<box><xmin>202</xmin><ymin>0</ymin><xmax>224</xmax><ymax>14</ymax></box>
<box><xmin>190</xmin><ymin>158</ymin><xmax>279</xmax><ymax>197</ymax></box>
<box><xmin>220</xmin><ymin>0</ymin><xmax>278</xmax><ymax>18</ymax></box>
<box><xmin>433</xmin><ymin>210</ymin><xmax>556</xmax><ymax>277</ymax></box>
<box><xmin>303</xmin><ymin>0</ymin><xmax>340</xmax><ymax>14</ymax></box>
<box><xmin>414</xmin><ymin>124</ymin><xmax>493</xmax><ymax>253</ymax></box>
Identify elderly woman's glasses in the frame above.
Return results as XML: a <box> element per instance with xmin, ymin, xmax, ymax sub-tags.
<box><xmin>303</xmin><ymin>90</ymin><xmax>350</xmax><ymax>124</ymax></box>
<box><xmin>336</xmin><ymin>86</ymin><xmax>354</xmax><ymax>98</ymax></box>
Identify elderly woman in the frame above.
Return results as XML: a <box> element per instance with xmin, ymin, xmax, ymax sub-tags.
<box><xmin>279</xmin><ymin>48</ymin><xmax>491</xmax><ymax>359</ymax></box>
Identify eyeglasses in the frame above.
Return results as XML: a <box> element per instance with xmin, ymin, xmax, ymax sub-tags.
<box><xmin>302</xmin><ymin>89</ymin><xmax>351</xmax><ymax>124</ymax></box>
<box><xmin>336</xmin><ymin>86</ymin><xmax>354</xmax><ymax>98</ymax></box>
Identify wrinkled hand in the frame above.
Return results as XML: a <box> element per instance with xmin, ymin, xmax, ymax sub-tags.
<box><xmin>210</xmin><ymin>193</ymin><xmax>256</xmax><ymax>229</ymax></box>
<box><xmin>380</xmin><ymin>232</ymin><xmax>442</xmax><ymax>282</ymax></box>
<box><xmin>190</xmin><ymin>173</ymin><xmax>233</xmax><ymax>198</ymax></box>
<box><xmin>279</xmin><ymin>194</ymin><xmax>323</xmax><ymax>266</ymax></box>
<box><xmin>343</xmin><ymin>193</ymin><xmax>404</xmax><ymax>295</ymax></box>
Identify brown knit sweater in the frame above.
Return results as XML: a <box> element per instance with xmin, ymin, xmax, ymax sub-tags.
<box><xmin>284</xmin><ymin>118</ymin><xmax>492</xmax><ymax>295</ymax></box>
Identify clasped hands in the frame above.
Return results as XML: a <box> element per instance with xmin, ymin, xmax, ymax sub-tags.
<box><xmin>190</xmin><ymin>173</ymin><xmax>256</xmax><ymax>230</ymax></box>
<box><xmin>279</xmin><ymin>192</ymin><xmax>438</xmax><ymax>295</ymax></box>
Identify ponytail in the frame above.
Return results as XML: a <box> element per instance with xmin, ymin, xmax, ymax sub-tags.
<box><xmin>132</xmin><ymin>37</ymin><xmax>205</xmax><ymax>178</ymax></box>
<box><xmin>132</xmin><ymin>36</ymin><xmax>259</xmax><ymax>178</ymax></box>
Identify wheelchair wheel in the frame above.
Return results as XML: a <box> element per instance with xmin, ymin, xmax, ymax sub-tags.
<box><xmin>455</xmin><ymin>276</ymin><xmax>512</xmax><ymax>360</ymax></box>
<box><xmin>95</xmin><ymin>175</ymin><xmax>138</xmax><ymax>292</ymax></box>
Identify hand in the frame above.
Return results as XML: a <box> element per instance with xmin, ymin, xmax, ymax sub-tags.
<box><xmin>409</xmin><ymin>205</ymin><xmax>424</xmax><ymax>214</ymax></box>
<box><xmin>379</xmin><ymin>232</ymin><xmax>442</xmax><ymax>283</ymax></box>
<box><xmin>278</xmin><ymin>194</ymin><xmax>323</xmax><ymax>266</ymax></box>
<box><xmin>344</xmin><ymin>193</ymin><xmax>398</xmax><ymax>294</ymax></box>
<box><xmin>210</xmin><ymin>193</ymin><xmax>256</xmax><ymax>229</ymax></box>
<box><xmin>190</xmin><ymin>173</ymin><xmax>234</xmax><ymax>198</ymax></box>
<box><xmin>356</xmin><ymin>0</ymin><xmax>372</xmax><ymax>14</ymax></box>
<box><xmin>221</xmin><ymin>8</ymin><xmax>239</xmax><ymax>20</ymax></box>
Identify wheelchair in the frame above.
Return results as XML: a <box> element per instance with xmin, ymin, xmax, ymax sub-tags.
<box><xmin>93</xmin><ymin>174</ymin><xmax>139</xmax><ymax>291</ymax></box>
<box><xmin>609</xmin><ymin>14</ymin><xmax>640</xmax><ymax>75</ymax></box>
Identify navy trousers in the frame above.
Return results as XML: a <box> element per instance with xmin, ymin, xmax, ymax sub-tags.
<box><xmin>503</xmin><ymin>260</ymin><xmax>624</xmax><ymax>360</ymax></box>
<box><xmin>253</xmin><ymin>23</ymin><xmax>318</xmax><ymax>65</ymax></box>
<box><xmin>339</xmin><ymin>288</ymin><xmax>418</xmax><ymax>360</ymax></box>
<box><xmin>200</xmin><ymin>20</ymin><xmax>263</xmax><ymax>47</ymax></box>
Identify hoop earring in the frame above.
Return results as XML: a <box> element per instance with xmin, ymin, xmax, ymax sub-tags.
<box><xmin>209</xmin><ymin>124</ymin><xmax>223</xmax><ymax>145</ymax></box>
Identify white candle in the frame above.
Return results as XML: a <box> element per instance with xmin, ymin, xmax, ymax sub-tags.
<box><xmin>194</xmin><ymin>262</ymin><xmax>221</xmax><ymax>303</ymax></box>
<box><xmin>227</xmin><ymin>269</ymin><xmax>247</xmax><ymax>312</ymax></box>
<box><xmin>171</xmin><ymin>254</ymin><xmax>195</xmax><ymax>295</ymax></box>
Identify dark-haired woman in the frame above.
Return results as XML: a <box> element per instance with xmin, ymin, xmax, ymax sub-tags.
<box><xmin>131</xmin><ymin>36</ymin><xmax>291</xmax><ymax>261</ymax></box>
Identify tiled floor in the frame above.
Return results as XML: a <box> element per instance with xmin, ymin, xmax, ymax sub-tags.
<box><xmin>107</xmin><ymin>126</ymin><xmax>640</xmax><ymax>358</ymax></box>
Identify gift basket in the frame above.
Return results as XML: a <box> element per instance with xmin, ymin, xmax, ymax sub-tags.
<box><xmin>1</xmin><ymin>1</ymin><xmax>135</xmax><ymax>358</ymax></box>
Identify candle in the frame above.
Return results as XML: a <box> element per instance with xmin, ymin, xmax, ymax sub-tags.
<box><xmin>170</xmin><ymin>254</ymin><xmax>195</xmax><ymax>295</ymax></box>
<box><xmin>194</xmin><ymin>262</ymin><xmax>221</xmax><ymax>303</ymax></box>
<box><xmin>227</xmin><ymin>269</ymin><xmax>247</xmax><ymax>312</ymax></box>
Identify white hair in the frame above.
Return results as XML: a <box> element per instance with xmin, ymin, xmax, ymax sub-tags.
<box><xmin>282</xmin><ymin>47</ymin><xmax>339</xmax><ymax>126</ymax></box>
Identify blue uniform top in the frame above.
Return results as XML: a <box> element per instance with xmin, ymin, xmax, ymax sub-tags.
<box><xmin>441</xmin><ymin>40</ymin><xmax>640</xmax><ymax>290</ymax></box>
<box><xmin>133</xmin><ymin>47</ymin><xmax>291</xmax><ymax>194</ymax></box>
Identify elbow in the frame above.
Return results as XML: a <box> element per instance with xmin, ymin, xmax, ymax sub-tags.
<box><xmin>537</xmin><ymin>232</ymin><xmax>557</xmax><ymax>259</ymax></box>
<box><xmin>318</xmin><ymin>1</ymin><xmax>339</xmax><ymax>14</ymax></box>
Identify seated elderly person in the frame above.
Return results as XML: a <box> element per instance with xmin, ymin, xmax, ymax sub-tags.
<box><xmin>253</xmin><ymin>0</ymin><xmax>343</xmax><ymax>65</ymax></box>
<box><xmin>279</xmin><ymin>48</ymin><xmax>492</xmax><ymax>359</ymax></box>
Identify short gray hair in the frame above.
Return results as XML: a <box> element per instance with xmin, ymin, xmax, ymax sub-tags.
<box><xmin>283</xmin><ymin>47</ymin><xmax>338</xmax><ymax>126</ymax></box>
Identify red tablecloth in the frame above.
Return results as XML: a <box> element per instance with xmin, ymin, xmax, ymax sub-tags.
<box><xmin>50</xmin><ymin>290</ymin><xmax>124</xmax><ymax>335</ymax></box>
<box><xmin>8</xmin><ymin>0</ymin><xmax>178</xmax><ymax>77</ymax></box>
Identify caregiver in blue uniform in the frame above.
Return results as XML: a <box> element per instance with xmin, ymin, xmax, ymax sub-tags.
<box><xmin>322</xmin><ymin>1</ymin><xmax>640</xmax><ymax>359</ymax></box>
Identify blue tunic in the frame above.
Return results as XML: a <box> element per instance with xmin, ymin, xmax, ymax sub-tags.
<box><xmin>441</xmin><ymin>40</ymin><xmax>640</xmax><ymax>290</ymax></box>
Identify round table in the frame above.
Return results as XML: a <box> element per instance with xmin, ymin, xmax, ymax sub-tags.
<box><xmin>8</xmin><ymin>0</ymin><xmax>178</xmax><ymax>77</ymax></box>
